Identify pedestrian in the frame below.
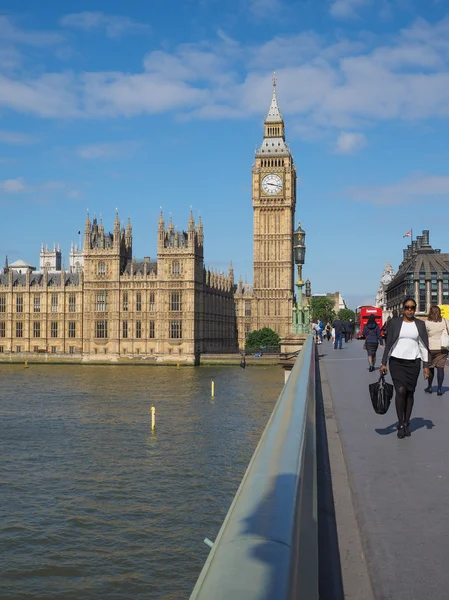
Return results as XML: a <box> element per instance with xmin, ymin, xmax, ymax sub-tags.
<box><xmin>343</xmin><ymin>319</ymin><xmax>353</xmax><ymax>343</ymax></box>
<box><xmin>318</xmin><ymin>319</ymin><xmax>324</xmax><ymax>343</ymax></box>
<box><xmin>424</xmin><ymin>305</ymin><xmax>449</xmax><ymax>395</ymax></box>
<box><xmin>380</xmin><ymin>298</ymin><xmax>430</xmax><ymax>439</ymax></box>
<box><xmin>381</xmin><ymin>316</ymin><xmax>391</xmax><ymax>339</ymax></box>
<box><xmin>362</xmin><ymin>314</ymin><xmax>384</xmax><ymax>372</ymax></box>
<box><xmin>332</xmin><ymin>317</ymin><xmax>344</xmax><ymax>349</ymax></box>
<box><xmin>311</xmin><ymin>320</ymin><xmax>320</xmax><ymax>343</ymax></box>
<box><xmin>325</xmin><ymin>322</ymin><xmax>332</xmax><ymax>341</ymax></box>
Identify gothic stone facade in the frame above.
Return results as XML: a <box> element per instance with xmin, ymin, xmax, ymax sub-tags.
<box><xmin>0</xmin><ymin>81</ymin><xmax>297</xmax><ymax>360</ymax></box>
<box><xmin>0</xmin><ymin>211</ymin><xmax>237</xmax><ymax>363</ymax></box>
<box><xmin>235</xmin><ymin>79</ymin><xmax>296</xmax><ymax>347</ymax></box>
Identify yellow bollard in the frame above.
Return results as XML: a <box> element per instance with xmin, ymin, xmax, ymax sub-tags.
<box><xmin>150</xmin><ymin>406</ymin><xmax>156</xmax><ymax>430</ymax></box>
<box><xmin>211</xmin><ymin>380</ymin><xmax>215</xmax><ymax>398</ymax></box>
<box><xmin>24</xmin><ymin>361</ymin><xmax>28</xmax><ymax>368</ymax></box>
<box><xmin>177</xmin><ymin>363</ymin><xmax>180</xmax><ymax>369</ymax></box>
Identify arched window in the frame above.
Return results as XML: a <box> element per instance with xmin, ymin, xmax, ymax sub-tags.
<box><xmin>172</xmin><ymin>261</ymin><xmax>180</xmax><ymax>276</ymax></box>
<box><xmin>98</xmin><ymin>262</ymin><xmax>106</xmax><ymax>276</ymax></box>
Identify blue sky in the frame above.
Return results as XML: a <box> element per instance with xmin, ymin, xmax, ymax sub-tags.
<box><xmin>1</xmin><ymin>0</ymin><xmax>449</xmax><ymax>309</ymax></box>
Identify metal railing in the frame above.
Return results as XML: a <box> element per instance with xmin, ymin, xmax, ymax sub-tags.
<box><xmin>190</xmin><ymin>334</ymin><xmax>317</xmax><ymax>600</ymax></box>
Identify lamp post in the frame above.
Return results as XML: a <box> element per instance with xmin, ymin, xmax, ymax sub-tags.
<box><xmin>292</xmin><ymin>222</ymin><xmax>311</xmax><ymax>334</ymax></box>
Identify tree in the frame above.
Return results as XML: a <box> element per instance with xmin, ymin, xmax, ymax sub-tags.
<box><xmin>310</xmin><ymin>297</ymin><xmax>336</xmax><ymax>325</ymax></box>
<box><xmin>337</xmin><ymin>308</ymin><xmax>356</xmax><ymax>323</ymax></box>
<box><xmin>245</xmin><ymin>327</ymin><xmax>280</xmax><ymax>351</ymax></box>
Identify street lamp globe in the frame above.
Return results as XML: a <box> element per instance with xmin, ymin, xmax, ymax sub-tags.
<box><xmin>293</xmin><ymin>222</ymin><xmax>306</xmax><ymax>265</ymax></box>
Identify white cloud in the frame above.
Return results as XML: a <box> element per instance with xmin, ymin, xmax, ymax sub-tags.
<box><xmin>0</xmin><ymin>15</ymin><xmax>449</xmax><ymax>140</ymax></box>
<box><xmin>0</xmin><ymin>178</ymin><xmax>27</xmax><ymax>193</ymax></box>
<box><xmin>329</xmin><ymin>0</ymin><xmax>371</xmax><ymax>19</ymax></box>
<box><xmin>0</xmin><ymin>16</ymin><xmax>63</xmax><ymax>47</ymax></box>
<box><xmin>345</xmin><ymin>173</ymin><xmax>449</xmax><ymax>205</ymax></box>
<box><xmin>77</xmin><ymin>141</ymin><xmax>140</xmax><ymax>159</ymax></box>
<box><xmin>334</xmin><ymin>131</ymin><xmax>366</xmax><ymax>153</ymax></box>
<box><xmin>0</xmin><ymin>131</ymin><xmax>38</xmax><ymax>145</ymax></box>
<box><xmin>0</xmin><ymin>178</ymin><xmax>73</xmax><ymax>200</ymax></box>
<box><xmin>249</xmin><ymin>0</ymin><xmax>287</xmax><ymax>19</ymax></box>
<box><xmin>60</xmin><ymin>12</ymin><xmax>150</xmax><ymax>39</ymax></box>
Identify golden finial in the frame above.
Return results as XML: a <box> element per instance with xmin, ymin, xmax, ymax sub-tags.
<box><xmin>273</xmin><ymin>71</ymin><xmax>277</xmax><ymax>87</ymax></box>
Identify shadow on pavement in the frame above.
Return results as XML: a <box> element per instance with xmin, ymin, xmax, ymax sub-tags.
<box><xmin>316</xmin><ymin>357</ymin><xmax>344</xmax><ymax>600</ymax></box>
<box><xmin>375</xmin><ymin>416</ymin><xmax>435</xmax><ymax>435</ymax></box>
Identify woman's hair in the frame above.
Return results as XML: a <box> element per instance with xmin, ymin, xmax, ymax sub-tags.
<box><xmin>402</xmin><ymin>297</ymin><xmax>417</xmax><ymax>309</ymax></box>
<box><xmin>367</xmin><ymin>314</ymin><xmax>376</xmax><ymax>324</ymax></box>
<box><xmin>428</xmin><ymin>304</ymin><xmax>442</xmax><ymax>322</ymax></box>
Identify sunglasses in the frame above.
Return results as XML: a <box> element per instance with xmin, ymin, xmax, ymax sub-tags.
<box><xmin>404</xmin><ymin>305</ymin><xmax>416</xmax><ymax>311</ymax></box>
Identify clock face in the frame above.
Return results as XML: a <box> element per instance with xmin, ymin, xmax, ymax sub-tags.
<box><xmin>262</xmin><ymin>174</ymin><xmax>283</xmax><ymax>195</ymax></box>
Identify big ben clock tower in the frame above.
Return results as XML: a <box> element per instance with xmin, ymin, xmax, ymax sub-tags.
<box><xmin>252</xmin><ymin>74</ymin><xmax>296</xmax><ymax>338</ymax></box>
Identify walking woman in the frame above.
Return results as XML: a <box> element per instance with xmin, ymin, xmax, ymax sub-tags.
<box><xmin>362</xmin><ymin>314</ymin><xmax>384</xmax><ymax>371</ymax></box>
<box><xmin>380</xmin><ymin>298</ymin><xmax>430</xmax><ymax>439</ymax></box>
<box><xmin>425</xmin><ymin>305</ymin><xmax>449</xmax><ymax>395</ymax></box>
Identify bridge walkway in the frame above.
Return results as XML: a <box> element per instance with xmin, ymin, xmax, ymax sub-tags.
<box><xmin>319</xmin><ymin>337</ymin><xmax>449</xmax><ymax>600</ymax></box>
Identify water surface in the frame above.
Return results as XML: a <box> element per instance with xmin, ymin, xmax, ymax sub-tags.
<box><xmin>0</xmin><ymin>365</ymin><xmax>283</xmax><ymax>599</ymax></box>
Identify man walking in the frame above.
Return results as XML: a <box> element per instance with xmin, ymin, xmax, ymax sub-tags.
<box><xmin>343</xmin><ymin>320</ymin><xmax>353</xmax><ymax>343</ymax></box>
<box><xmin>333</xmin><ymin>317</ymin><xmax>344</xmax><ymax>349</ymax></box>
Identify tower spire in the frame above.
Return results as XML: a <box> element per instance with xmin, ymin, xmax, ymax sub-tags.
<box><xmin>265</xmin><ymin>72</ymin><xmax>283</xmax><ymax>123</ymax></box>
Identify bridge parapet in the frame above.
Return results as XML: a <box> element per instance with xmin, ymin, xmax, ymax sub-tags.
<box><xmin>190</xmin><ymin>334</ymin><xmax>317</xmax><ymax>600</ymax></box>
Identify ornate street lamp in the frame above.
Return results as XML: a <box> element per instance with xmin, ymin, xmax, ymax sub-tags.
<box><xmin>292</xmin><ymin>222</ymin><xmax>311</xmax><ymax>334</ymax></box>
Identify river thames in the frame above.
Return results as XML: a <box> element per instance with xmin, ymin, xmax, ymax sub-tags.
<box><xmin>0</xmin><ymin>364</ymin><xmax>283</xmax><ymax>599</ymax></box>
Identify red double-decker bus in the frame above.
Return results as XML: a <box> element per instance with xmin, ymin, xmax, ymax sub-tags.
<box><xmin>356</xmin><ymin>306</ymin><xmax>383</xmax><ymax>339</ymax></box>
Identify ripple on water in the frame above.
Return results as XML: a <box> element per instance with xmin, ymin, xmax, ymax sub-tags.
<box><xmin>0</xmin><ymin>364</ymin><xmax>282</xmax><ymax>599</ymax></box>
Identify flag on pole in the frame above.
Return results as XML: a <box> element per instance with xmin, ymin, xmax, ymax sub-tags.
<box><xmin>403</xmin><ymin>229</ymin><xmax>412</xmax><ymax>238</ymax></box>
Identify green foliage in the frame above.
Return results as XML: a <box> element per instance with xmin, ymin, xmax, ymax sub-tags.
<box><xmin>310</xmin><ymin>297</ymin><xmax>336</xmax><ymax>325</ymax></box>
<box><xmin>337</xmin><ymin>308</ymin><xmax>356</xmax><ymax>323</ymax></box>
<box><xmin>245</xmin><ymin>327</ymin><xmax>280</xmax><ymax>350</ymax></box>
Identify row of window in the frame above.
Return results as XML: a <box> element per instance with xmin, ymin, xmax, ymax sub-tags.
<box><xmin>0</xmin><ymin>345</ymin><xmax>68</xmax><ymax>354</ymax></box>
<box><xmin>96</xmin><ymin>320</ymin><xmax>181</xmax><ymax>339</ymax></box>
<box><xmin>0</xmin><ymin>292</ymin><xmax>183</xmax><ymax>314</ymax></box>
<box><xmin>0</xmin><ymin>320</ymin><xmax>180</xmax><ymax>339</ymax></box>
<box><xmin>261</xmin><ymin>158</ymin><xmax>285</xmax><ymax>167</ymax></box>
<box><xmin>0</xmin><ymin>346</ymin><xmax>183</xmax><ymax>355</ymax></box>
<box><xmin>0</xmin><ymin>294</ymin><xmax>77</xmax><ymax>314</ymax></box>
<box><xmin>96</xmin><ymin>261</ymin><xmax>181</xmax><ymax>276</ymax></box>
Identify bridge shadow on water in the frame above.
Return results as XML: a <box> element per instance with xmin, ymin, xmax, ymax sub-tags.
<box><xmin>375</xmin><ymin>416</ymin><xmax>435</xmax><ymax>435</ymax></box>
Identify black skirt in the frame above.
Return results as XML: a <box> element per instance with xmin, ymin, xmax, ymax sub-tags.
<box><xmin>389</xmin><ymin>356</ymin><xmax>421</xmax><ymax>392</ymax></box>
<box><xmin>365</xmin><ymin>342</ymin><xmax>379</xmax><ymax>357</ymax></box>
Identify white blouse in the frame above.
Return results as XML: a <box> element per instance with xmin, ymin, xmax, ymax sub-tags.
<box><xmin>391</xmin><ymin>321</ymin><xmax>420</xmax><ymax>360</ymax></box>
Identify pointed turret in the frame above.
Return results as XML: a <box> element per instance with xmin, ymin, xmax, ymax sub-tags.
<box><xmin>256</xmin><ymin>72</ymin><xmax>289</xmax><ymax>156</ymax></box>
<box><xmin>84</xmin><ymin>211</ymin><xmax>91</xmax><ymax>250</ymax></box>
<box><xmin>114</xmin><ymin>209</ymin><xmax>121</xmax><ymax>248</ymax></box>
<box><xmin>158</xmin><ymin>210</ymin><xmax>165</xmax><ymax>251</ymax></box>
<box><xmin>125</xmin><ymin>217</ymin><xmax>132</xmax><ymax>256</ymax></box>
<box><xmin>4</xmin><ymin>255</ymin><xmax>8</xmax><ymax>273</ymax></box>
<box><xmin>168</xmin><ymin>214</ymin><xmax>174</xmax><ymax>233</ymax></box>
<box><xmin>188</xmin><ymin>208</ymin><xmax>195</xmax><ymax>231</ymax></box>
<box><xmin>229</xmin><ymin>260</ymin><xmax>234</xmax><ymax>285</ymax></box>
<box><xmin>265</xmin><ymin>72</ymin><xmax>283</xmax><ymax>123</ymax></box>
<box><xmin>197</xmin><ymin>215</ymin><xmax>204</xmax><ymax>246</ymax></box>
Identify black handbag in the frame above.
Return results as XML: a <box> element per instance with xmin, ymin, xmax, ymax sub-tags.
<box><xmin>369</xmin><ymin>374</ymin><xmax>393</xmax><ymax>415</ymax></box>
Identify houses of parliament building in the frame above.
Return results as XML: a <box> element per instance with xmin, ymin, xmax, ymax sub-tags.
<box><xmin>0</xmin><ymin>80</ymin><xmax>298</xmax><ymax>363</ymax></box>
